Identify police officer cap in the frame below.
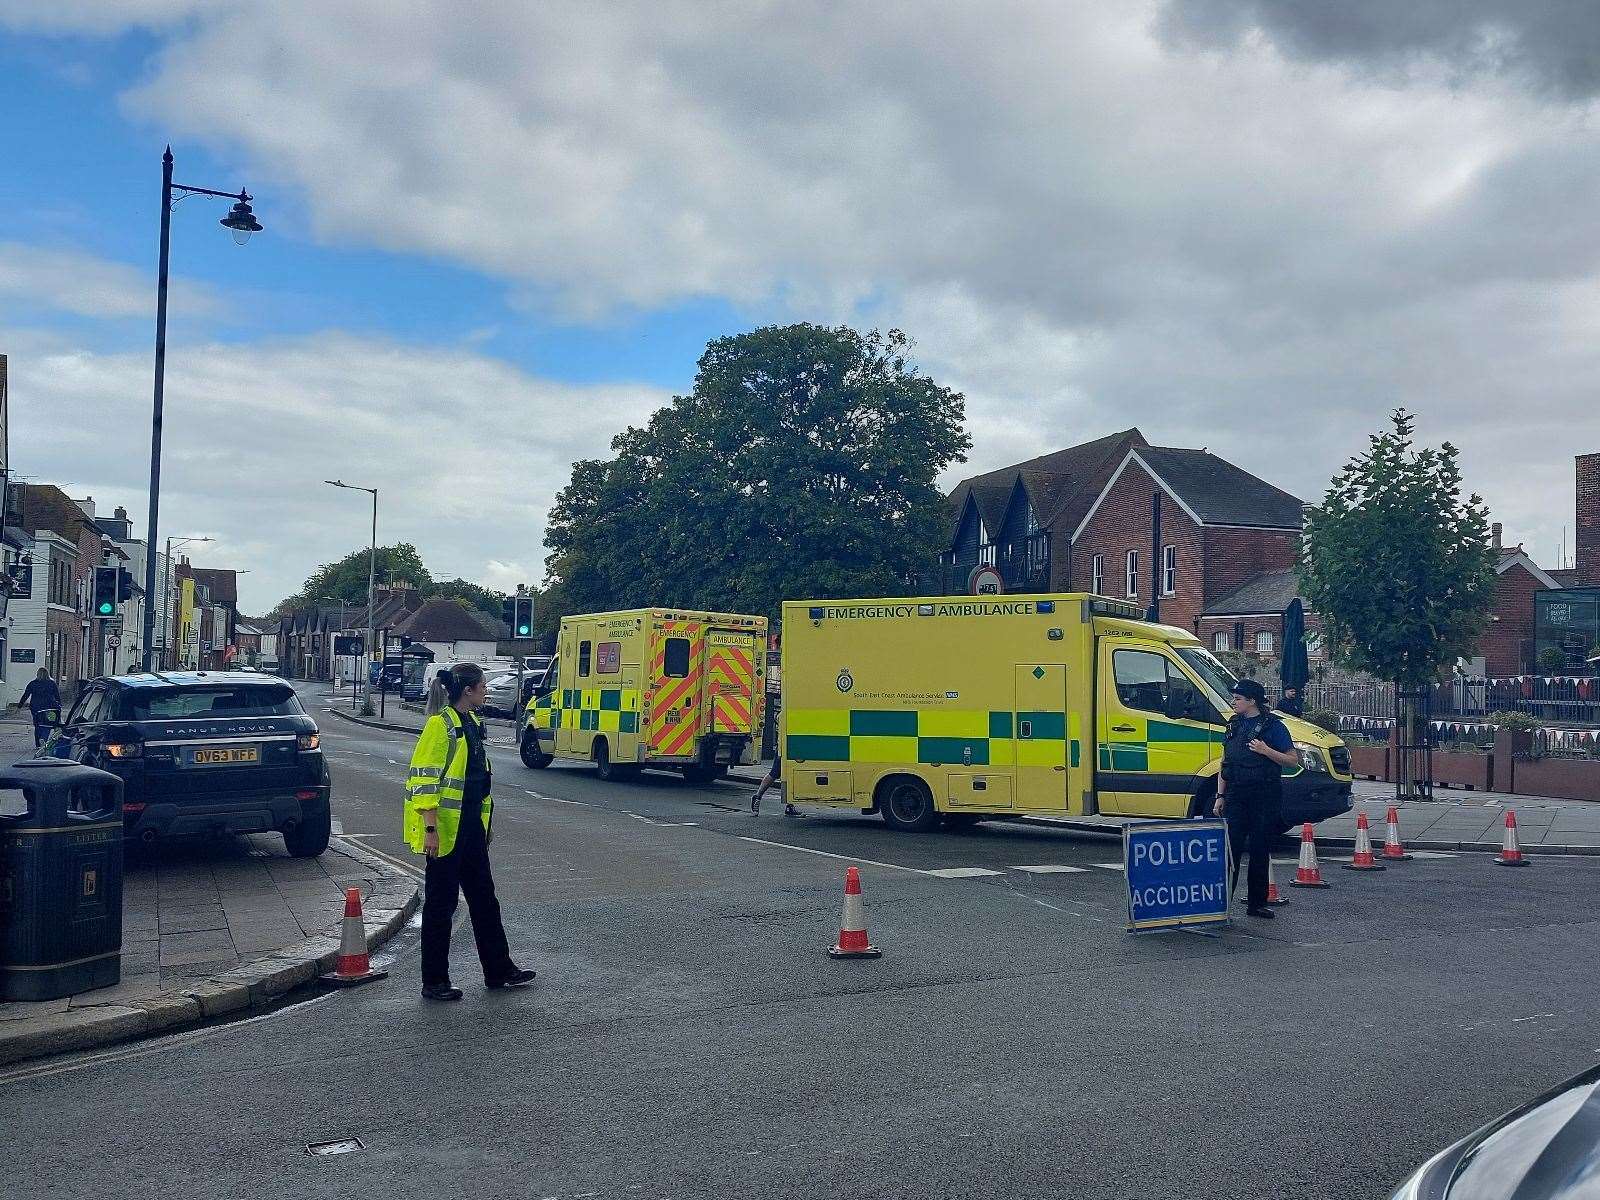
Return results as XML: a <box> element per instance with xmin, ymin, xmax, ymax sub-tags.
<box><xmin>1231</xmin><ymin>679</ymin><xmax>1266</xmax><ymax>703</ymax></box>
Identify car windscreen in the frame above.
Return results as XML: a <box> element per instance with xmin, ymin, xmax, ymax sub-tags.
<box><xmin>1174</xmin><ymin>646</ymin><xmax>1237</xmax><ymax>708</ymax></box>
<box><xmin>117</xmin><ymin>684</ymin><xmax>304</xmax><ymax>721</ymax></box>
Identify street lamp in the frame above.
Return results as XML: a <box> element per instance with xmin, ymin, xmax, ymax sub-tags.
<box><xmin>141</xmin><ymin>146</ymin><xmax>264</xmax><ymax>671</ymax></box>
<box><xmin>324</xmin><ymin>479</ymin><xmax>377</xmax><ymax>714</ymax></box>
<box><xmin>161</xmin><ymin>533</ymin><xmax>212</xmax><ymax>670</ymax></box>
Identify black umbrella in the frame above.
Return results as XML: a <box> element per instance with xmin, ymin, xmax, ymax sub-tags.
<box><xmin>1280</xmin><ymin>598</ymin><xmax>1309</xmax><ymax>695</ymax></box>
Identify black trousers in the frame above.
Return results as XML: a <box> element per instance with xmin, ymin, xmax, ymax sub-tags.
<box><xmin>1225</xmin><ymin>778</ymin><xmax>1281</xmax><ymax>911</ymax></box>
<box><xmin>420</xmin><ymin>805</ymin><xmax>514</xmax><ymax>987</ymax></box>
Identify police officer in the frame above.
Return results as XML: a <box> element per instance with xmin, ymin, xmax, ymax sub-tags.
<box><xmin>405</xmin><ymin>663</ymin><xmax>536</xmax><ymax>1001</ymax></box>
<box><xmin>1212</xmin><ymin>679</ymin><xmax>1298</xmax><ymax>918</ymax></box>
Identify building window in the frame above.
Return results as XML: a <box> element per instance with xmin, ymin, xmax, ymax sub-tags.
<box><xmin>1125</xmin><ymin>550</ymin><xmax>1138</xmax><ymax>598</ymax></box>
<box><xmin>1255</xmin><ymin>630</ymin><xmax>1275</xmax><ymax>654</ymax></box>
<box><xmin>1091</xmin><ymin>554</ymin><xmax>1104</xmax><ymax>595</ymax></box>
<box><xmin>1161</xmin><ymin>545</ymin><xmax>1176</xmax><ymax>596</ymax></box>
<box><xmin>1213</xmin><ymin>631</ymin><xmax>1230</xmax><ymax>652</ymax></box>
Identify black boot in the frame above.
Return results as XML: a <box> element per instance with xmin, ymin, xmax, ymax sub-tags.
<box><xmin>421</xmin><ymin>983</ymin><xmax>463</xmax><ymax>1001</ymax></box>
<box><xmin>486</xmin><ymin>967</ymin><xmax>537</xmax><ymax>989</ymax></box>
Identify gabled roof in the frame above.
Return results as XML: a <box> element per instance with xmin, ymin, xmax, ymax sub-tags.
<box><xmin>1496</xmin><ymin>548</ymin><xmax>1561</xmax><ymax>589</ymax></box>
<box><xmin>1203</xmin><ymin>568</ymin><xmax>1304</xmax><ymax>616</ymax></box>
<box><xmin>393</xmin><ymin>598</ymin><xmax>504</xmax><ymax>642</ymax></box>
<box><xmin>947</xmin><ymin>428</ymin><xmax>1148</xmax><ymax>546</ymax></box>
<box><xmin>1074</xmin><ymin>446</ymin><xmax>1304</xmax><ymax>539</ymax></box>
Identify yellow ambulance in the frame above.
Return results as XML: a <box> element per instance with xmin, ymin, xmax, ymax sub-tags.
<box><xmin>780</xmin><ymin>594</ymin><xmax>1352</xmax><ymax>831</ymax></box>
<box><xmin>519</xmin><ymin>608</ymin><xmax>768</xmax><ymax>783</ymax></box>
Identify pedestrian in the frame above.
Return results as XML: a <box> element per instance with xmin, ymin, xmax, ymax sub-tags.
<box><xmin>1277</xmin><ymin>685</ymin><xmax>1304</xmax><ymax>718</ymax></box>
<box><xmin>1212</xmin><ymin>678</ymin><xmax>1298</xmax><ymax>919</ymax></box>
<box><xmin>750</xmin><ymin>693</ymin><xmax>799</xmax><ymax>817</ymax></box>
<box><xmin>14</xmin><ymin>667</ymin><xmax>62</xmax><ymax>748</ymax></box>
<box><xmin>405</xmin><ymin>663</ymin><xmax>536</xmax><ymax>1002</ymax></box>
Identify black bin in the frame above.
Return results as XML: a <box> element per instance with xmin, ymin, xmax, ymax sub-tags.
<box><xmin>0</xmin><ymin>760</ymin><xmax>124</xmax><ymax>1001</ymax></box>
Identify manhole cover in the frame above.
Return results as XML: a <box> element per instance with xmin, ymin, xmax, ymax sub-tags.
<box><xmin>307</xmin><ymin>1138</ymin><xmax>364</xmax><ymax>1157</ymax></box>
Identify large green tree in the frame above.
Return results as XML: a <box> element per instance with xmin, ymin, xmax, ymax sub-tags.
<box><xmin>544</xmin><ymin>324</ymin><xmax>971</xmax><ymax>619</ymax></box>
<box><xmin>270</xmin><ymin>543</ymin><xmax>432</xmax><ymax>617</ymax></box>
<box><xmin>1298</xmin><ymin>410</ymin><xmax>1496</xmax><ymax>794</ymax></box>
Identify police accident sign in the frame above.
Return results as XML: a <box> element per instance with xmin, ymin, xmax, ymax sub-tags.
<box><xmin>1123</xmin><ymin>820</ymin><xmax>1231</xmax><ymax>932</ymax></box>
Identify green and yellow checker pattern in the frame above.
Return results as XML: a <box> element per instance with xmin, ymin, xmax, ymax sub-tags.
<box><xmin>1098</xmin><ymin>717</ymin><xmax>1219</xmax><ymax>772</ymax></box>
<box><xmin>786</xmin><ymin>709</ymin><xmax>1082</xmax><ymax>769</ymax></box>
<box><xmin>529</xmin><ymin>687</ymin><xmax>641</xmax><ymax>734</ymax></box>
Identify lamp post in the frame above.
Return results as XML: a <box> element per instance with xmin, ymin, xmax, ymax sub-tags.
<box><xmin>161</xmin><ymin>533</ymin><xmax>212</xmax><ymax>670</ymax></box>
<box><xmin>142</xmin><ymin>147</ymin><xmax>263</xmax><ymax>671</ymax></box>
<box><xmin>324</xmin><ymin>479</ymin><xmax>377</xmax><ymax>715</ymax></box>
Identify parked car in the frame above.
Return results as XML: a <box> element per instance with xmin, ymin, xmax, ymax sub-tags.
<box><xmin>1389</xmin><ymin>1061</ymin><xmax>1600</xmax><ymax>1198</ymax></box>
<box><xmin>484</xmin><ymin>671</ymin><xmax>521</xmax><ymax>717</ymax></box>
<box><xmin>40</xmin><ymin>671</ymin><xmax>333</xmax><ymax>857</ymax></box>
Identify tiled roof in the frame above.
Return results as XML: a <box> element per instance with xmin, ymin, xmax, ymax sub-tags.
<box><xmin>394</xmin><ymin>598</ymin><xmax>504</xmax><ymax>642</ymax></box>
<box><xmin>1135</xmin><ymin>447</ymin><xmax>1303</xmax><ymax>529</ymax></box>
<box><xmin>1203</xmin><ymin>568</ymin><xmax>1304</xmax><ymax>616</ymax></box>
<box><xmin>948</xmin><ymin>428</ymin><xmax>1148</xmax><ymax>543</ymax></box>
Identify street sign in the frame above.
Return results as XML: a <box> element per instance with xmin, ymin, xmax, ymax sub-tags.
<box><xmin>333</xmin><ymin>634</ymin><xmax>364</xmax><ymax>657</ymax></box>
<box><xmin>967</xmin><ymin>565</ymin><xmax>1004</xmax><ymax>595</ymax></box>
<box><xmin>108</xmin><ymin>636</ymin><xmax>120</xmax><ymax>649</ymax></box>
<box><xmin>1123</xmin><ymin>820</ymin><xmax>1231</xmax><ymax>933</ymax></box>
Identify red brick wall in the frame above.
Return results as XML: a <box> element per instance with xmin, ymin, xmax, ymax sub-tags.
<box><xmin>1578</xmin><ymin>452</ymin><xmax>1600</xmax><ymax>586</ymax></box>
<box><xmin>1201</xmin><ymin>526</ymin><xmax>1300</xmax><ymax>606</ymax></box>
<box><xmin>1475</xmin><ymin>562</ymin><xmax>1544</xmax><ymax>676</ymax></box>
<box><xmin>1070</xmin><ymin>460</ymin><xmax>1206</xmax><ymax>630</ymax></box>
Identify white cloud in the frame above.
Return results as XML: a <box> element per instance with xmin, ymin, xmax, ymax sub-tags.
<box><xmin>9</xmin><ymin>2</ymin><xmax>1599</xmax><ymax>568</ymax></box>
<box><xmin>0</xmin><ymin>243</ymin><xmax>221</xmax><ymax>320</ymax></box>
<box><xmin>2</xmin><ymin>326</ymin><xmax>667</xmax><ymax>613</ymax></box>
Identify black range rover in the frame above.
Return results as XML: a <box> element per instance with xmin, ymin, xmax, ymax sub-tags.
<box><xmin>41</xmin><ymin>671</ymin><xmax>332</xmax><ymax>857</ymax></box>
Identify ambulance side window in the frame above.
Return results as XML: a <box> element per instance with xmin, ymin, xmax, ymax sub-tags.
<box><xmin>597</xmin><ymin>641</ymin><xmax>621</xmax><ymax>674</ymax></box>
<box><xmin>578</xmin><ymin>640</ymin><xmax>592</xmax><ymax>678</ymax></box>
<box><xmin>1113</xmin><ymin>650</ymin><xmax>1169</xmax><ymax>714</ymax></box>
<box><xmin>663</xmin><ymin>638</ymin><xmax>690</xmax><ymax>678</ymax></box>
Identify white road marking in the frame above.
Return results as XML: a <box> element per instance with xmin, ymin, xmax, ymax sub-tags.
<box><xmin>1408</xmin><ymin>850</ymin><xmax>1457</xmax><ymax>859</ymax></box>
<box><xmin>736</xmin><ymin>836</ymin><xmax>927</xmax><ymax>874</ymax></box>
<box><xmin>1010</xmin><ymin>864</ymin><xmax>1089</xmax><ymax>874</ymax></box>
<box><xmin>525</xmin><ymin>789</ymin><xmax>590</xmax><ymax>806</ymax></box>
<box><xmin>1094</xmin><ymin>862</ymin><xmax>1125</xmax><ymax>871</ymax></box>
<box><xmin>925</xmin><ymin>867</ymin><xmax>1005</xmax><ymax>879</ymax></box>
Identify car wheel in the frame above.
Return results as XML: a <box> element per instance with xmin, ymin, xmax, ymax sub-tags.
<box><xmin>520</xmin><ymin>732</ymin><xmax>553</xmax><ymax>769</ymax></box>
<box><xmin>284</xmin><ymin>800</ymin><xmax>331</xmax><ymax>858</ymax></box>
<box><xmin>879</xmin><ymin>776</ymin><xmax>938</xmax><ymax>832</ymax></box>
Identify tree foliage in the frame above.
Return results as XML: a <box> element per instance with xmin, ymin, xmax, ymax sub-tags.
<box><xmin>544</xmin><ymin>324</ymin><xmax>971</xmax><ymax>619</ymax></box>
<box><xmin>269</xmin><ymin>544</ymin><xmax>431</xmax><ymax>617</ymax></box>
<box><xmin>1298</xmin><ymin>409</ymin><xmax>1496</xmax><ymax>689</ymax></box>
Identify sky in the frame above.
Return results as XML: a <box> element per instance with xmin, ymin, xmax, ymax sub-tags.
<box><xmin>2</xmin><ymin>1</ymin><xmax>1597</xmax><ymax>615</ymax></box>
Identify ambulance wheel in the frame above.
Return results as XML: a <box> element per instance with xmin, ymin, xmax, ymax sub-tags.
<box><xmin>593</xmin><ymin>739</ymin><xmax>617</xmax><ymax>781</ymax></box>
<box><xmin>520</xmin><ymin>732</ymin><xmax>552</xmax><ymax>769</ymax></box>
<box><xmin>879</xmin><ymin>776</ymin><xmax>938</xmax><ymax>832</ymax></box>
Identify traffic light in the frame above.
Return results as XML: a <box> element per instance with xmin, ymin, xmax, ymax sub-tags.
<box><xmin>92</xmin><ymin>566</ymin><xmax>119</xmax><ymax>618</ymax></box>
<box><xmin>513</xmin><ymin>595</ymin><xmax>534</xmax><ymax>639</ymax></box>
<box><xmin>502</xmin><ymin>597</ymin><xmax>515</xmax><ymax>629</ymax></box>
<box><xmin>118</xmin><ymin>568</ymin><xmax>134</xmax><ymax>601</ymax></box>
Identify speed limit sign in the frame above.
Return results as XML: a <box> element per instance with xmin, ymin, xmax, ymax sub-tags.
<box><xmin>108</xmin><ymin>635</ymin><xmax>121</xmax><ymax>649</ymax></box>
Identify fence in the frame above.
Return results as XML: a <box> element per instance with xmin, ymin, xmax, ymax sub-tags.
<box><xmin>1307</xmin><ymin>675</ymin><xmax>1600</xmax><ymax>726</ymax></box>
<box><xmin>1329</xmin><ymin>714</ymin><xmax>1600</xmax><ymax>760</ymax></box>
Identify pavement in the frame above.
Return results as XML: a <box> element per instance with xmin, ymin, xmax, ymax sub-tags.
<box><xmin>0</xmin><ymin>719</ymin><xmax>420</xmax><ymax>1066</ymax></box>
<box><xmin>6</xmin><ymin>686</ymin><xmax>1599</xmax><ymax>1199</ymax></box>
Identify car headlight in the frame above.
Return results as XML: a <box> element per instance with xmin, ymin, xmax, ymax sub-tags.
<box><xmin>1295</xmin><ymin>743</ymin><xmax>1328</xmax><ymax>773</ymax></box>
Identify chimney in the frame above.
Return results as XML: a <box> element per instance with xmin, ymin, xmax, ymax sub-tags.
<box><xmin>1578</xmin><ymin>453</ymin><xmax>1600</xmax><ymax>585</ymax></box>
<box><xmin>1491</xmin><ymin>522</ymin><xmax>1502</xmax><ymax>552</ymax></box>
<box><xmin>114</xmin><ymin>505</ymin><xmax>127</xmax><ymax>520</ymax></box>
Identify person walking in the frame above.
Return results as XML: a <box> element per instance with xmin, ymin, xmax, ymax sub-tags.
<box><xmin>15</xmin><ymin>668</ymin><xmax>62</xmax><ymax>748</ymax></box>
<box><xmin>1212</xmin><ymin>679</ymin><xmax>1298</xmax><ymax>919</ymax></box>
<box><xmin>750</xmin><ymin>694</ymin><xmax>799</xmax><ymax>817</ymax></box>
<box><xmin>405</xmin><ymin>663</ymin><xmax>536</xmax><ymax>1002</ymax></box>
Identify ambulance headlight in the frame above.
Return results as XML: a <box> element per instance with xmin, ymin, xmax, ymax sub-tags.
<box><xmin>1294</xmin><ymin>743</ymin><xmax>1328</xmax><ymax>773</ymax></box>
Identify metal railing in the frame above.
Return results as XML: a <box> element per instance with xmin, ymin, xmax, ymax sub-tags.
<box><xmin>1308</xmin><ymin>676</ymin><xmax>1600</xmax><ymax>726</ymax></box>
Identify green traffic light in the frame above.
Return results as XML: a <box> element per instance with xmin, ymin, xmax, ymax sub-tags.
<box><xmin>98</xmin><ymin>602</ymin><xmax>114</xmax><ymax>615</ymax></box>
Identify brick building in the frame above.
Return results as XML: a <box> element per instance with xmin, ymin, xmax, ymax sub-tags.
<box><xmin>1577</xmin><ymin>451</ymin><xmax>1599</xmax><ymax>586</ymax></box>
<box><xmin>1068</xmin><ymin>445</ymin><xmax>1304</xmax><ymax>633</ymax></box>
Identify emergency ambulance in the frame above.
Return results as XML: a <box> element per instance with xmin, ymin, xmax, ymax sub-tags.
<box><xmin>780</xmin><ymin>593</ymin><xmax>1352</xmax><ymax>831</ymax></box>
<box><xmin>519</xmin><ymin>608</ymin><xmax>768</xmax><ymax>783</ymax></box>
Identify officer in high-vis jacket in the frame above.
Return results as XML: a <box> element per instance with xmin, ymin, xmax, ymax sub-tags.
<box><xmin>405</xmin><ymin>662</ymin><xmax>536</xmax><ymax>1001</ymax></box>
<box><xmin>1212</xmin><ymin>679</ymin><xmax>1298</xmax><ymax>918</ymax></box>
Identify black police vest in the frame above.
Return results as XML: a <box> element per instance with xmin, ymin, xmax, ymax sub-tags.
<box><xmin>1221</xmin><ymin>713</ymin><xmax>1283</xmax><ymax>787</ymax></box>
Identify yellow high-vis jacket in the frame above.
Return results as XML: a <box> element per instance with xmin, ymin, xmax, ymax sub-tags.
<box><xmin>404</xmin><ymin>706</ymin><xmax>493</xmax><ymax>855</ymax></box>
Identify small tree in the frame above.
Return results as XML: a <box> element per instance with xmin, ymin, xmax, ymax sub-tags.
<box><xmin>1298</xmin><ymin>409</ymin><xmax>1496</xmax><ymax>798</ymax></box>
<box><xmin>1536</xmin><ymin>646</ymin><xmax>1566</xmax><ymax>674</ymax></box>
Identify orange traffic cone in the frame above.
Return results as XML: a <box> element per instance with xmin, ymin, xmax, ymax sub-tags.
<box><xmin>1378</xmin><ymin>805</ymin><xmax>1413</xmax><ymax>861</ymax></box>
<box><xmin>1265</xmin><ymin>856</ymin><xmax>1288</xmax><ymax>906</ymax></box>
<box><xmin>1343</xmin><ymin>811</ymin><xmax>1387</xmax><ymax>871</ymax></box>
<box><xmin>321</xmin><ymin>887</ymin><xmax>389</xmax><ymax>986</ymax></box>
<box><xmin>1290</xmin><ymin>822</ymin><xmax>1330</xmax><ymax>888</ymax></box>
<box><xmin>1495</xmin><ymin>810</ymin><xmax>1529</xmax><ymax>867</ymax></box>
<box><xmin>828</xmin><ymin>866</ymin><xmax>881</xmax><ymax>958</ymax></box>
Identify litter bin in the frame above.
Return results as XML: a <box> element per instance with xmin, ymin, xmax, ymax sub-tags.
<box><xmin>0</xmin><ymin>760</ymin><xmax>124</xmax><ymax>1001</ymax></box>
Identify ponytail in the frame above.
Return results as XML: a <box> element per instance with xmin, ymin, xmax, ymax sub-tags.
<box><xmin>425</xmin><ymin>670</ymin><xmax>449</xmax><ymax>717</ymax></box>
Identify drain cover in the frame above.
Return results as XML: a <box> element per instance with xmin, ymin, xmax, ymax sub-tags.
<box><xmin>307</xmin><ymin>1138</ymin><xmax>364</xmax><ymax>1157</ymax></box>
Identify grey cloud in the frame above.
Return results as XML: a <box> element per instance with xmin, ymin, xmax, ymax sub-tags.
<box><xmin>1158</xmin><ymin>1</ymin><xmax>1600</xmax><ymax>100</ymax></box>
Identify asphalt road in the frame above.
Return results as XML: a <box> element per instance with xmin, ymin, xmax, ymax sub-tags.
<box><xmin>5</xmin><ymin>687</ymin><xmax>1600</xmax><ymax>1199</ymax></box>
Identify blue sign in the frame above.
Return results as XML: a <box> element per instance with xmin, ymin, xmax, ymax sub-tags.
<box><xmin>1123</xmin><ymin>820</ymin><xmax>1231</xmax><ymax>932</ymax></box>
